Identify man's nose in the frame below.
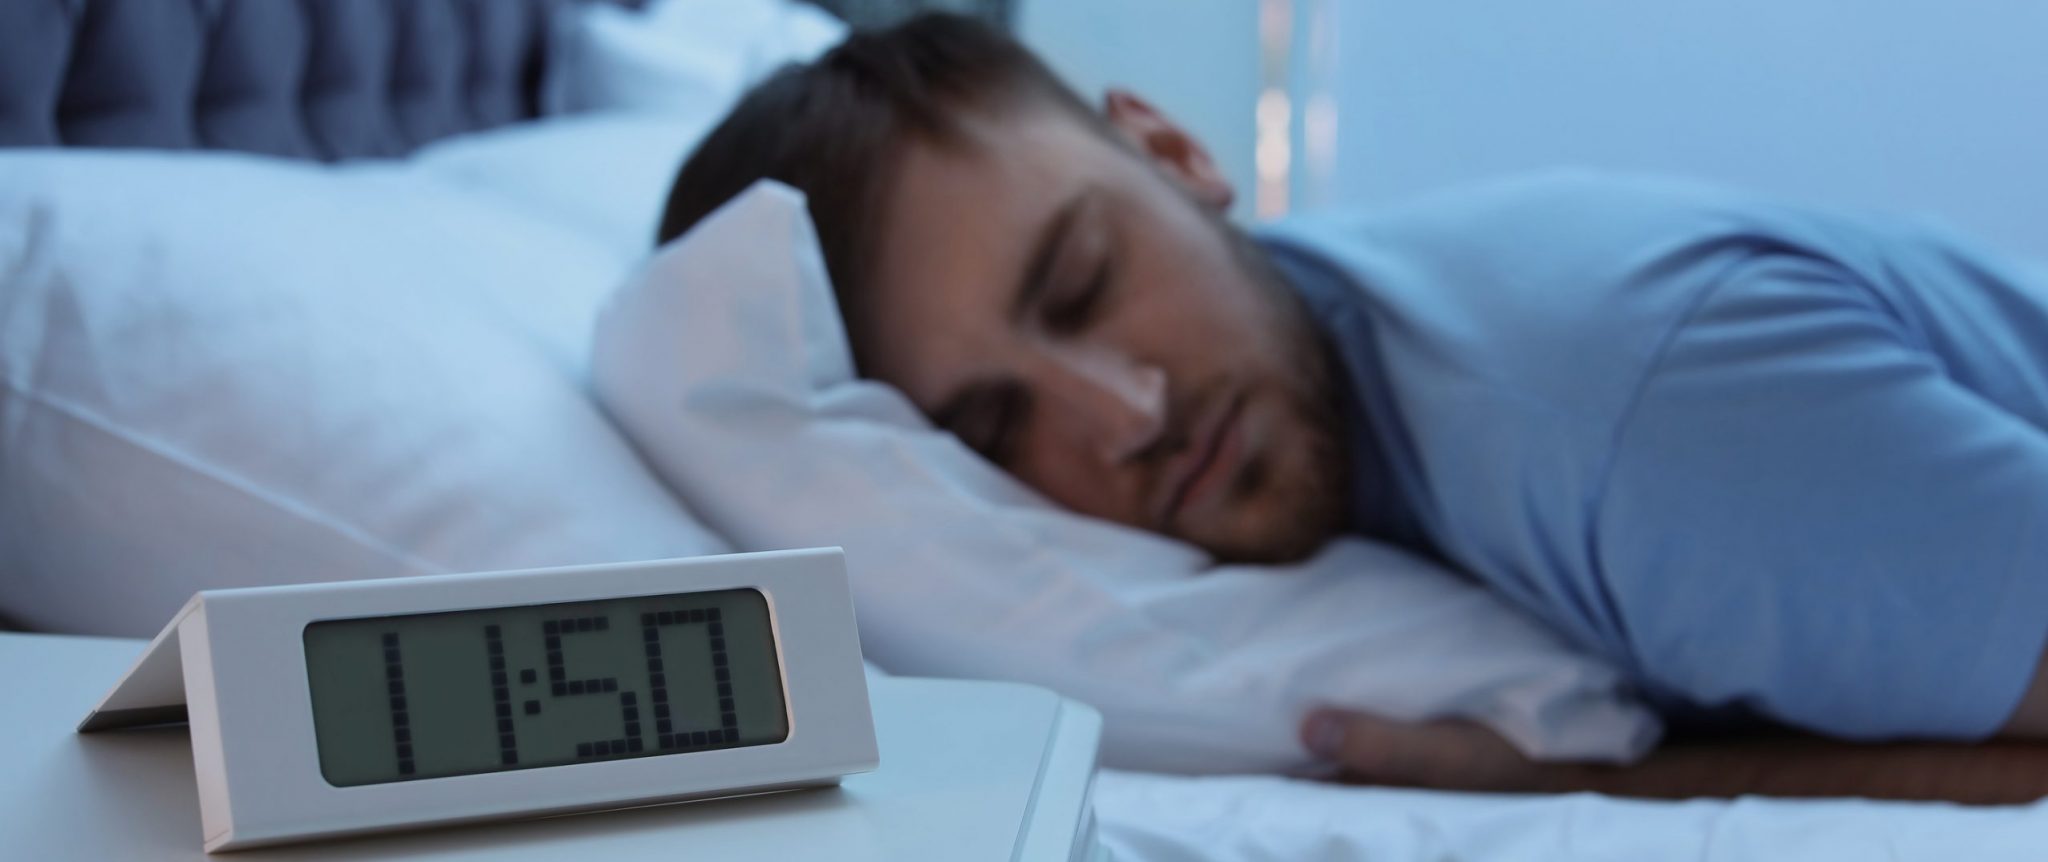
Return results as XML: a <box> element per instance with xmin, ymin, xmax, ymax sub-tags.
<box><xmin>1038</xmin><ymin>345</ymin><xmax>1168</xmax><ymax>464</ymax></box>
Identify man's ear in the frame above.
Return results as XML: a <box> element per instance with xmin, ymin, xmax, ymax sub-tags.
<box><xmin>1103</xmin><ymin>89</ymin><xmax>1234</xmax><ymax>213</ymax></box>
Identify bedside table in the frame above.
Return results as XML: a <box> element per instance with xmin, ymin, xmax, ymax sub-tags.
<box><xmin>0</xmin><ymin>632</ymin><xmax>1107</xmax><ymax>860</ymax></box>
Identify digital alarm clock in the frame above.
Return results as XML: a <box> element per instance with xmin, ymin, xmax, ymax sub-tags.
<box><xmin>79</xmin><ymin>549</ymin><xmax>878</xmax><ymax>852</ymax></box>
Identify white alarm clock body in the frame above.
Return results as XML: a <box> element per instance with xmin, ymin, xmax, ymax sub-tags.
<box><xmin>79</xmin><ymin>549</ymin><xmax>878</xmax><ymax>852</ymax></box>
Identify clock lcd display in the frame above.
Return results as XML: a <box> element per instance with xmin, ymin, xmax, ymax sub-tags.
<box><xmin>303</xmin><ymin>588</ymin><xmax>788</xmax><ymax>786</ymax></box>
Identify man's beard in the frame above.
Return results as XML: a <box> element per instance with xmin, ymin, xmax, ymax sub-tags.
<box><xmin>1191</xmin><ymin>223</ymin><xmax>1355</xmax><ymax>565</ymax></box>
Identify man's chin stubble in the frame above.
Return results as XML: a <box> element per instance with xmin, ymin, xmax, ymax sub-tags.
<box><xmin>1193</xmin><ymin>225</ymin><xmax>1355</xmax><ymax>565</ymax></box>
<box><xmin>1198</xmin><ymin>422</ymin><xmax>1351</xmax><ymax>565</ymax></box>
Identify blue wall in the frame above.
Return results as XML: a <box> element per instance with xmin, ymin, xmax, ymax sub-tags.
<box><xmin>1313</xmin><ymin>0</ymin><xmax>2048</xmax><ymax>258</ymax></box>
<box><xmin>1017</xmin><ymin>0</ymin><xmax>1263</xmax><ymax>219</ymax></box>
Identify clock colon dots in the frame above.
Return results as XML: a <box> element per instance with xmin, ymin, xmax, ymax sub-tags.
<box><xmin>303</xmin><ymin>589</ymin><xmax>789</xmax><ymax>787</ymax></box>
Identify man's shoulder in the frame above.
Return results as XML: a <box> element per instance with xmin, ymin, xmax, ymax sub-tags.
<box><xmin>1264</xmin><ymin>169</ymin><xmax>1757</xmax><ymax>254</ymax></box>
<box><xmin>1257</xmin><ymin>170</ymin><xmax>1766</xmax><ymax>367</ymax></box>
<box><xmin>1257</xmin><ymin>172</ymin><xmax>1785</xmax><ymax>599</ymax></box>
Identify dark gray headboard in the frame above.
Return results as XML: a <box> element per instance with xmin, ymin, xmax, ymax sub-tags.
<box><xmin>0</xmin><ymin>0</ymin><xmax>1008</xmax><ymax>162</ymax></box>
<box><xmin>0</xmin><ymin>0</ymin><xmax>569</xmax><ymax>160</ymax></box>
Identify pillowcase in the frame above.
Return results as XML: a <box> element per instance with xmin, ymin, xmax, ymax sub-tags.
<box><xmin>409</xmin><ymin>114</ymin><xmax>720</xmax><ymax>257</ymax></box>
<box><xmin>591</xmin><ymin>181</ymin><xmax>1661</xmax><ymax>773</ymax></box>
<box><xmin>544</xmin><ymin>0</ymin><xmax>846</xmax><ymax>118</ymax></box>
<box><xmin>0</xmin><ymin>150</ymin><xmax>727</xmax><ymax>637</ymax></box>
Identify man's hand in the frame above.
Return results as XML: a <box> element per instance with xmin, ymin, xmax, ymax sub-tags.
<box><xmin>1303</xmin><ymin>708</ymin><xmax>2048</xmax><ymax>805</ymax></box>
<box><xmin>1302</xmin><ymin>710</ymin><xmax>1555</xmax><ymax>792</ymax></box>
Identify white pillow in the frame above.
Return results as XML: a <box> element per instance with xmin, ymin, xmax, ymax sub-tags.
<box><xmin>591</xmin><ymin>181</ymin><xmax>1661</xmax><ymax>773</ymax></box>
<box><xmin>408</xmin><ymin>114</ymin><xmax>720</xmax><ymax>258</ymax></box>
<box><xmin>544</xmin><ymin>0</ymin><xmax>847</xmax><ymax>118</ymax></box>
<box><xmin>0</xmin><ymin>151</ymin><xmax>727</xmax><ymax>637</ymax></box>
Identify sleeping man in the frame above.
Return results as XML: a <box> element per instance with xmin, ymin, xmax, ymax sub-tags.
<box><xmin>655</xmin><ymin>15</ymin><xmax>2048</xmax><ymax>800</ymax></box>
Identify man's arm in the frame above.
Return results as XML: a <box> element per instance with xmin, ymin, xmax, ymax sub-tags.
<box><xmin>1590</xmin><ymin>251</ymin><xmax>2048</xmax><ymax>744</ymax></box>
<box><xmin>1999</xmin><ymin>647</ymin><xmax>2048</xmax><ymax>738</ymax></box>
<box><xmin>1306</xmin><ymin>710</ymin><xmax>2048</xmax><ymax>805</ymax></box>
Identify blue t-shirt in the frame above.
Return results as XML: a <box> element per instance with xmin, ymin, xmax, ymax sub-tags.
<box><xmin>1259</xmin><ymin>171</ymin><xmax>2048</xmax><ymax>741</ymax></box>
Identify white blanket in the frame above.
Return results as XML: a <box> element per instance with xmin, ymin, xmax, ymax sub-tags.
<box><xmin>1094</xmin><ymin>771</ymin><xmax>2048</xmax><ymax>861</ymax></box>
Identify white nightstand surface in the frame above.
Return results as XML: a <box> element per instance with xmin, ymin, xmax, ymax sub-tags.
<box><xmin>0</xmin><ymin>632</ymin><xmax>1104</xmax><ymax>860</ymax></box>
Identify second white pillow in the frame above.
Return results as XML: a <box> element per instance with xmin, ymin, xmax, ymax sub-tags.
<box><xmin>592</xmin><ymin>181</ymin><xmax>1661</xmax><ymax>773</ymax></box>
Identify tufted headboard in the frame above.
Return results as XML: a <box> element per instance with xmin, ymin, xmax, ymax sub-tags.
<box><xmin>0</xmin><ymin>0</ymin><xmax>1008</xmax><ymax>162</ymax></box>
<box><xmin>0</xmin><ymin>0</ymin><xmax>581</xmax><ymax>161</ymax></box>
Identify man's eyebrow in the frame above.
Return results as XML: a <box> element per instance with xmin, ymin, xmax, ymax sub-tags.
<box><xmin>1010</xmin><ymin>191</ymin><xmax>1086</xmax><ymax>323</ymax></box>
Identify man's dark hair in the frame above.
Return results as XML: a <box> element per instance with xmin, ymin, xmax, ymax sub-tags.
<box><xmin>656</xmin><ymin>14</ymin><xmax>1095</xmax><ymax>313</ymax></box>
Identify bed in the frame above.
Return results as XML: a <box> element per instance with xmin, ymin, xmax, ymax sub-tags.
<box><xmin>2</xmin><ymin>2</ymin><xmax>2044</xmax><ymax>860</ymax></box>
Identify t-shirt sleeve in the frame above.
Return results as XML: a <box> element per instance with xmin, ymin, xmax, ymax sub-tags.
<box><xmin>1595</xmin><ymin>251</ymin><xmax>2048</xmax><ymax>740</ymax></box>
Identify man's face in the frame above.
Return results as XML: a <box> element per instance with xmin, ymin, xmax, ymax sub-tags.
<box><xmin>851</xmin><ymin>93</ymin><xmax>1350</xmax><ymax>563</ymax></box>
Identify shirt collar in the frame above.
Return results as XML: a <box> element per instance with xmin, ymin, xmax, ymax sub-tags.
<box><xmin>1255</xmin><ymin>233</ymin><xmax>1431</xmax><ymax>552</ymax></box>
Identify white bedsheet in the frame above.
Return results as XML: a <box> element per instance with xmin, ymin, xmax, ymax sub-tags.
<box><xmin>1094</xmin><ymin>770</ymin><xmax>2048</xmax><ymax>861</ymax></box>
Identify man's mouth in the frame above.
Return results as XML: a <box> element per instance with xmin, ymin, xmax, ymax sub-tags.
<box><xmin>1154</xmin><ymin>391</ymin><xmax>1247</xmax><ymax>530</ymax></box>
